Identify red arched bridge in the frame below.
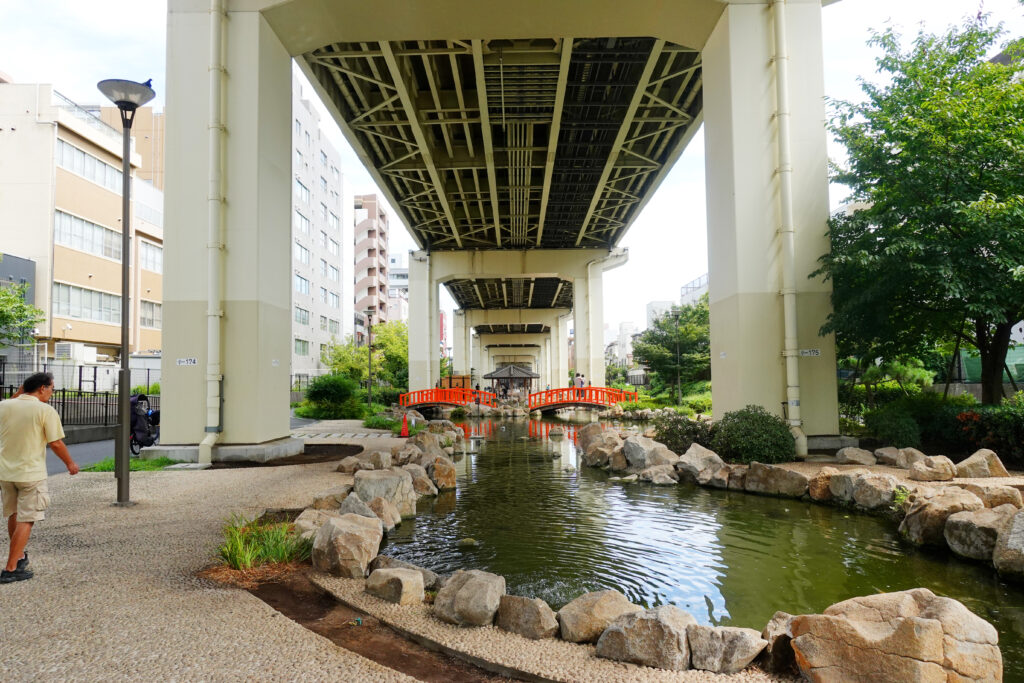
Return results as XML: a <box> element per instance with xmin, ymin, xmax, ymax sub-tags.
<box><xmin>399</xmin><ymin>387</ymin><xmax>637</xmax><ymax>413</ymax></box>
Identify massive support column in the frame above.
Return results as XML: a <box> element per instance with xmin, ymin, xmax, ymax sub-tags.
<box><xmin>408</xmin><ymin>251</ymin><xmax>439</xmax><ymax>390</ymax></box>
<box><xmin>453</xmin><ymin>310</ymin><xmax>470</xmax><ymax>375</ymax></box>
<box><xmin>159</xmin><ymin>5</ymin><xmax>298</xmax><ymax>459</ymax></box>
<box><xmin>702</xmin><ymin>1</ymin><xmax>838</xmax><ymax>436</ymax></box>
<box><xmin>572</xmin><ymin>249</ymin><xmax>628</xmax><ymax>387</ymax></box>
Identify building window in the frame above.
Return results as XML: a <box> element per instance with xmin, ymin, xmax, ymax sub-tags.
<box><xmin>294</xmin><ymin>119</ymin><xmax>301</xmax><ymax>136</ymax></box>
<box><xmin>304</xmin><ymin>131</ymin><xmax>310</xmax><ymax>148</ymax></box>
<box><xmin>294</xmin><ymin>274</ymin><xmax>309</xmax><ymax>295</ymax></box>
<box><xmin>320</xmin><ymin>287</ymin><xmax>328</xmax><ymax>304</ymax></box>
<box><xmin>296</xmin><ymin>149</ymin><xmax>303</xmax><ymax>166</ymax></box>
<box><xmin>295</xmin><ymin>306</ymin><xmax>310</xmax><ymax>325</ymax></box>
<box><xmin>328</xmin><ymin>239</ymin><xmax>339</xmax><ymax>256</ymax></box>
<box><xmin>319</xmin><ymin>315</ymin><xmax>327</xmax><ymax>331</ymax></box>
<box><xmin>294</xmin><ymin>241</ymin><xmax>310</xmax><ymax>265</ymax></box>
<box><xmin>294</xmin><ymin>210</ymin><xmax>310</xmax><ymax>234</ymax></box>
<box><xmin>140</xmin><ymin>301</ymin><xmax>162</xmax><ymax>328</ymax></box>
<box><xmin>329</xmin><ymin>291</ymin><xmax>340</xmax><ymax>309</ymax></box>
<box><xmin>319</xmin><ymin>176</ymin><xmax>327</xmax><ymax>192</ymax></box>
<box><xmin>319</xmin><ymin>231</ymin><xmax>328</xmax><ymax>248</ymax></box>
<box><xmin>140</xmin><ymin>241</ymin><xmax>162</xmax><ymax>272</ymax></box>
<box><xmin>320</xmin><ymin>343</ymin><xmax>329</xmax><ymax>359</ymax></box>
<box><xmin>320</xmin><ymin>202</ymin><xmax>328</xmax><ymax>221</ymax></box>
<box><xmin>328</xmin><ymin>265</ymin><xmax>339</xmax><ymax>282</ymax></box>
<box><xmin>52</xmin><ymin>282</ymin><xmax>121</xmax><ymax>324</ymax></box>
<box><xmin>54</xmin><ymin>210</ymin><xmax>121</xmax><ymax>261</ymax></box>
<box><xmin>295</xmin><ymin>338</ymin><xmax>309</xmax><ymax>355</ymax></box>
<box><xmin>320</xmin><ymin>150</ymin><xmax>327</xmax><ymax>167</ymax></box>
<box><xmin>56</xmin><ymin>139</ymin><xmax>122</xmax><ymax>194</ymax></box>
<box><xmin>329</xmin><ymin>212</ymin><xmax>340</xmax><ymax>231</ymax></box>
<box><xmin>329</xmin><ymin>319</ymin><xmax>340</xmax><ymax>335</ymax></box>
<box><xmin>295</xmin><ymin>180</ymin><xmax>309</xmax><ymax>204</ymax></box>
<box><xmin>320</xmin><ymin>259</ymin><xmax>328</xmax><ymax>278</ymax></box>
<box><xmin>331</xmin><ymin>166</ymin><xmax>339</xmax><ymax>180</ymax></box>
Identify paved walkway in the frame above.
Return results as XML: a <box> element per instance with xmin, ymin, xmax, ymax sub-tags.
<box><xmin>1</xmin><ymin>463</ymin><xmax>414</xmax><ymax>682</ymax></box>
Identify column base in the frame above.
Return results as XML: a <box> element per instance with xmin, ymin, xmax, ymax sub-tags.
<box><xmin>142</xmin><ymin>436</ymin><xmax>304</xmax><ymax>464</ymax></box>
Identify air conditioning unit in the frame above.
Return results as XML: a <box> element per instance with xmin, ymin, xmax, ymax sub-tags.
<box><xmin>53</xmin><ymin>343</ymin><xmax>96</xmax><ymax>363</ymax></box>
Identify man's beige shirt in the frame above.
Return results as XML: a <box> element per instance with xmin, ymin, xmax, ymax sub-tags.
<box><xmin>0</xmin><ymin>395</ymin><xmax>65</xmax><ymax>482</ymax></box>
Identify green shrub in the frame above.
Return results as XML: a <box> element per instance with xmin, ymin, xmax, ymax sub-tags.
<box><xmin>710</xmin><ymin>405</ymin><xmax>795</xmax><ymax>464</ymax></box>
<box><xmin>449</xmin><ymin>407</ymin><xmax>467</xmax><ymax>420</ymax></box>
<box><xmin>838</xmin><ymin>380</ymin><xmax>916</xmax><ymax>419</ymax></box>
<box><xmin>684</xmin><ymin>392</ymin><xmax>712</xmax><ymax>414</ymax></box>
<box><xmin>372</xmin><ymin>387</ymin><xmax>404</xmax><ymax>407</ymax></box>
<box><xmin>620</xmin><ymin>400</ymin><xmax>659</xmax><ymax>411</ymax></box>
<box><xmin>301</xmin><ymin>374</ymin><xmax>364</xmax><ymax>419</ymax></box>
<box><xmin>864</xmin><ymin>404</ymin><xmax>921</xmax><ymax>448</ymax></box>
<box><xmin>956</xmin><ymin>392</ymin><xmax>1024</xmax><ymax>466</ymax></box>
<box><xmin>218</xmin><ymin>516</ymin><xmax>312</xmax><ymax>570</ymax></box>
<box><xmin>652</xmin><ymin>411</ymin><xmax>714</xmax><ymax>454</ymax></box>
<box><xmin>364</xmin><ymin>415</ymin><xmax>399</xmax><ymax>430</ymax></box>
<box><xmin>131</xmin><ymin>382</ymin><xmax>160</xmax><ymax>396</ymax></box>
<box><xmin>391</xmin><ymin>422</ymin><xmax>427</xmax><ymax>436</ymax></box>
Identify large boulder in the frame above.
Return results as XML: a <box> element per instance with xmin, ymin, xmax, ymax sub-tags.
<box><xmin>582</xmin><ymin>431</ymin><xmax>624</xmax><ymax>467</ymax></box>
<box><xmin>758</xmin><ymin>611</ymin><xmax>798</xmax><ymax>675</ymax></box>
<box><xmin>426</xmin><ymin>455</ymin><xmax>457</xmax><ymax>491</ymax></box>
<box><xmin>368</xmin><ymin>555</ymin><xmax>443</xmax><ymax>592</ymax></box>
<box><xmin>852</xmin><ymin>473</ymin><xmax>900</xmax><ymax>511</ymax></box>
<box><xmin>688</xmin><ymin>624</ymin><xmax>767</xmax><ymax>674</ymax></box>
<box><xmin>339</xmin><ymin>492</ymin><xmax>378</xmax><ymax>520</ymax></box>
<box><xmin>728</xmin><ymin>465</ymin><xmax>748</xmax><ymax>491</ymax></box>
<box><xmin>836</xmin><ymin>447</ymin><xmax>876</xmax><ymax>466</ymax></box>
<box><xmin>622</xmin><ymin>436</ymin><xmax>676</xmax><ymax>470</ymax></box>
<box><xmin>311</xmin><ymin>514</ymin><xmax>384</xmax><ymax>578</ymax></box>
<box><xmin>409</xmin><ymin>431</ymin><xmax>446</xmax><ymax>461</ymax></box>
<box><xmin>944</xmin><ymin>504</ymin><xmax>1017</xmax><ymax>561</ymax></box>
<box><xmin>557</xmin><ymin>590</ymin><xmax>642</xmax><ymax>643</ymax></box>
<box><xmin>994</xmin><ymin>509</ymin><xmax>1024</xmax><ymax>578</ymax></box>
<box><xmin>577</xmin><ymin>423</ymin><xmax>606</xmax><ymax>454</ymax></box>
<box><xmin>705</xmin><ymin>466</ymin><xmax>732</xmax><ymax>489</ymax></box>
<box><xmin>595</xmin><ymin>606</ymin><xmax>696</xmax><ymax>671</ymax></box>
<box><xmin>312</xmin><ymin>484</ymin><xmax>352</xmax><ymax>510</ymax></box>
<box><xmin>495</xmin><ymin>595</ymin><xmax>559</xmax><ymax>639</ymax></box>
<box><xmin>744</xmin><ymin>463</ymin><xmax>809</xmax><ymax>498</ymax></box>
<box><xmin>674</xmin><ymin>443</ymin><xmax>726</xmax><ymax>484</ymax></box>
<box><xmin>956</xmin><ymin>449</ymin><xmax>1011</xmax><ymax>479</ymax></box>
<box><xmin>808</xmin><ymin>467</ymin><xmax>839</xmax><ymax>502</ymax></box>
<box><xmin>790</xmin><ymin>588</ymin><xmax>1001</xmax><ymax>681</ymax></box>
<box><xmin>608</xmin><ymin>449</ymin><xmax>629</xmax><ymax>471</ymax></box>
<box><xmin>367</xmin><ymin>496</ymin><xmax>402</xmax><ymax>531</ymax></box>
<box><xmin>365</xmin><ymin>568</ymin><xmax>424</xmax><ymax>605</ymax></box>
<box><xmin>354</xmin><ymin>469</ymin><xmax>417</xmax><ymax>518</ymax></box>
<box><xmin>639</xmin><ymin>464</ymin><xmax>679</xmax><ymax>484</ymax></box>
<box><xmin>829</xmin><ymin>468</ymin><xmax>869</xmax><ymax>503</ymax></box>
<box><xmin>898</xmin><ymin>488</ymin><xmax>985</xmax><ymax>547</ymax></box>
<box><xmin>962</xmin><ymin>483</ymin><xmax>1023</xmax><ymax>508</ymax></box>
<box><xmin>909</xmin><ymin>455</ymin><xmax>957</xmax><ymax>482</ymax></box>
<box><xmin>366</xmin><ymin>450</ymin><xmax>392</xmax><ymax>470</ymax></box>
<box><xmin>293</xmin><ymin>508</ymin><xmax>341</xmax><ymax>540</ymax></box>
<box><xmin>874</xmin><ymin>446</ymin><xmax>900</xmax><ymax>466</ymax></box>
<box><xmin>337</xmin><ymin>456</ymin><xmax>371</xmax><ymax>474</ymax></box>
<box><xmin>896</xmin><ymin>447</ymin><xmax>928</xmax><ymax>470</ymax></box>
<box><xmin>433</xmin><ymin>569</ymin><xmax>506</xmax><ymax>627</ymax></box>
<box><xmin>390</xmin><ymin>445</ymin><xmax>422</xmax><ymax>467</ymax></box>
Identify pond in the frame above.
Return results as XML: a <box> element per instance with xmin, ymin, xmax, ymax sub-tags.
<box><xmin>383</xmin><ymin>417</ymin><xmax>1024</xmax><ymax>677</ymax></box>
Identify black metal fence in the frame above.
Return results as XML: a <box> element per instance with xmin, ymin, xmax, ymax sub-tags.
<box><xmin>0</xmin><ymin>386</ymin><xmax>160</xmax><ymax>426</ymax></box>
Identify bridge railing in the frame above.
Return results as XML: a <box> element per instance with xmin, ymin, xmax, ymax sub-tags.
<box><xmin>399</xmin><ymin>388</ymin><xmax>498</xmax><ymax>407</ymax></box>
<box><xmin>527</xmin><ymin>386</ymin><xmax>638</xmax><ymax>411</ymax></box>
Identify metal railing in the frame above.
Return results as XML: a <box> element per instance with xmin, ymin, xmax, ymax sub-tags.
<box><xmin>527</xmin><ymin>387</ymin><xmax>638</xmax><ymax>411</ymax></box>
<box><xmin>0</xmin><ymin>386</ymin><xmax>160</xmax><ymax>426</ymax></box>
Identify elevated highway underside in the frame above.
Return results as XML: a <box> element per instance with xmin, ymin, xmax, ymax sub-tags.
<box><xmin>161</xmin><ymin>0</ymin><xmax>840</xmax><ymax>461</ymax></box>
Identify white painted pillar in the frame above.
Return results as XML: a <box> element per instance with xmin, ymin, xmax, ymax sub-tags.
<box><xmin>162</xmin><ymin>6</ymin><xmax>292</xmax><ymax>448</ymax></box>
<box><xmin>543</xmin><ymin>337</ymin><xmax>552</xmax><ymax>389</ymax></box>
<box><xmin>702</xmin><ymin>1</ymin><xmax>838</xmax><ymax>435</ymax></box>
<box><xmin>553</xmin><ymin>313</ymin><xmax>571</xmax><ymax>389</ymax></box>
<box><xmin>471</xmin><ymin>328</ymin><xmax>484</xmax><ymax>384</ymax></box>
<box><xmin>408</xmin><ymin>251</ymin><xmax>437</xmax><ymax>390</ymax></box>
<box><xmin>453</xmin><ymin>310</ymin><xmax>469</xmax><ymax>375</ymax></box>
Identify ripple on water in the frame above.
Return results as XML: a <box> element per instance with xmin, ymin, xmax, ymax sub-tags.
<box><xmin>383</xmin><ymin>418</ymin><xmax>1024</xmax><ymax>677</ymax></box>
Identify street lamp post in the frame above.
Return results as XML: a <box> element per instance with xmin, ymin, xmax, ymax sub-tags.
<box><xmin>97</xmin><ymin>78</ymin><xmax>156</xmax><ymax>505</ymax></box>
<box><xmin>364</xmin><ymin>309</ymin><xmax>374</xmax><ymax>413</ymax></box>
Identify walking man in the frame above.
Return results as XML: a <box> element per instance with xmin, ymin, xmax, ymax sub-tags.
<box><xmin>0</xmin><ymin>372</ymin><xmax>78</xmax><ymax>583</ymax></box>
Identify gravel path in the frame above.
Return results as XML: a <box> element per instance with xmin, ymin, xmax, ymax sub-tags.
<box><xmin>0</xmin><ymin>464</ymin><xmax>414</xmax><ymax>683</ymax></box>
<box><xmin>312</xmin><ymin>575</ymin><xmax>795</xmax><ymax>682</ymax></box>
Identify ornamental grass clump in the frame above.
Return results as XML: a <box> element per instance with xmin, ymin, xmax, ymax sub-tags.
<box><xmin>218</xmin><ymin>516</ymin><xmax>312</xmax><ymax>570</ymax></box>
<box><xmin>710</xmin><ymin>405</ymin><xmax>795</xmax><ymax>464</ymax></box>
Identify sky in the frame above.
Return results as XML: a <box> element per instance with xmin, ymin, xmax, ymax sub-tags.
<box><xmin>2</xmin><ymin>0</ymin><xmax>1023</xmax><ymax>344</ymax></box>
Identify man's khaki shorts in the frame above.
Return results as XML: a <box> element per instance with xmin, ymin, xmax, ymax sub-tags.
<box><xmin>1</xmin><ymin>479</ymin><xmax>50</xmax><ymax>523</ymax></box>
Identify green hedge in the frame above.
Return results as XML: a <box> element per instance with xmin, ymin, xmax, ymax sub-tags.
<box><xmin>711</xmin><ymin>405</ymin><xmax>795</xmax><ymax>464</ymax></box>
<box><xmin>652</xmin><ymin>411</ymin><xmax>713</xmax><ymax>454</ymax></box>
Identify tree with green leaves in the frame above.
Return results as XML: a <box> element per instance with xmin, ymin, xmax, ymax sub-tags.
<box><xmin>323</xmin><ymin>320</ymin><xmax>410</xmax><ymax>390</ymax></box>
<box><xmin>815</xmin><ymin>17</ymin><xmax>1024</xmax><ymax>404</ymax></box>
<box><xmin>632</xmin><ymin>295</ymin><xmax>710</xmax><ymax>404</ymax></box>
<box><xmin>0</xmin><ymin>283</ymin><xmax>43</xmax><ymax>347</ymax></box>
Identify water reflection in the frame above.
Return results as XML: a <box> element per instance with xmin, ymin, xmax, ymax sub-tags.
<box><xmin>385</xmin><ymin>417</ymin><xmax>1024</xmax><ymax>677</ymax></box>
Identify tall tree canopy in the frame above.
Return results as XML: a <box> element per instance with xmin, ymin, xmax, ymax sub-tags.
<box><xmin>632</xmin><ymin>295</ymin><xmax>710</xmax><ymax>401</ymax></box>
<box><xmin>0</xmin><ymin>283</ymin><xmax>43</xmax><ymax>347</ymax></box>
<box><xmin>323</xmin><ymin>320</ymin><xmax>409</xmax><ymax>389</ymax></box>
<box><xmin>814</xmin><ymin>18</ymin><xmax>1024</xmax><ymax>404</ymax></box>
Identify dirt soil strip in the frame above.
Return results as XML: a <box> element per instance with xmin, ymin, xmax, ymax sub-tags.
<box><xmin>251</xmin><ymin>571</ymin><xmax>512</xmax><ymax>683</ymax></box>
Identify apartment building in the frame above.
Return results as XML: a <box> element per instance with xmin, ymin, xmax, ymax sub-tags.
<box><xmin>387</xmin><ymin>252</ymin><xmax>409</xmax><ymax>323</ymax></box>
<box><xmin>354</xmin><ymin>194</ymin><xmax>389</xmax><ymax>326</ymax></box>
<box><xmin>291</xmin><ymin>82</ymin><xmax>351</xmax><ymax>378</ymax></box>
<box><xmin>0</xmin><ymin>79</ymin><xmax>163</xmax><ymax>366</ymax></box>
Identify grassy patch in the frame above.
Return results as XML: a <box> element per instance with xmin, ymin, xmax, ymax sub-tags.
<box><xmin>83</xmin><ymin>457</ymin><xmax>183</xmax><ymax>472</ymax></box>
<box><xmin>218</xmin><ymin>516</ymin><xmax>312</xmax><ymax>570</ymax></box>
<box><xmin>392</xmin><ymin>422</ymin><xmax>427</xmax><ymax>437</ymax></box>
<box><xmin>364</xmin><ymin>415</ymin><xmax>399</xmax><ymax>430</ymax></box>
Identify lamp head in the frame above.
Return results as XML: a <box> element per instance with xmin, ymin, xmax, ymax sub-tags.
<box><xmin>97</xmin><ymin>78</ymin><xmax>156</xmax><ymax>112</ymax></box>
